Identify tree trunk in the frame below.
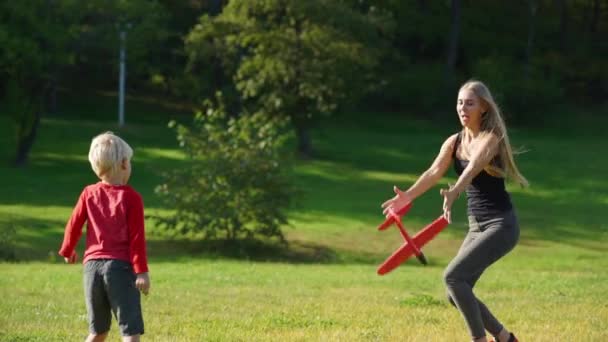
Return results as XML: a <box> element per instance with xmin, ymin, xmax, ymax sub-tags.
<box><xmin>589</xmin><ymin>0</ymin><xmax>600</xmax><ymax>34</ymax></box>
<box><xmin>444</xmin><ymin>0</ymin><xmax>461</xmax><ymax>86</ymax></box>
<box><xmin>524</xmin><ymin>0</ymin><xmax>537</xmax><ymax>81</ymax></box>
<box><xmin>209</xmin><ymin>0</ymin><xmax>224</xmax><ymax>16</ymax></box>
<box><xmin>557</xmin><ymin>0</ymin><xmax>568</xmax><ymax>51</ymax></box>
<box><xmin>295</xmin><ymin>123</ymin><xmax>313</xmax><ymax>159</ymax></box>
<box><xmin>417</xmin><ymin>0</ymin><xmax>427</xmax><ymax>13</ymax></box>
<box><xmin>14</xmin><ymin>109</ymin><xmax>41</xmax><ymax>167</ymax></box>
<box><xmin>292</xmin><ymin>17</ymin><xmax>313</xmax><ymax>159</ymax></box>
<box><xmin>48</xmin><ymin>77</ymin><xmax>58</xmax><ymax>114</ymax></box>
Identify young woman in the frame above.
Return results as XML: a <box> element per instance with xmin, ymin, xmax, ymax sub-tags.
<box><xmin>382</xmin><ymin>80</ymin><xmax>527</xmax><ymax>342</ymax></box>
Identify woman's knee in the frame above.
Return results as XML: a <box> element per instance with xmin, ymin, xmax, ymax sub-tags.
<box><xmin>443</xmin><ymin>266</ymin><xmax>459</xmax><ymax>286</ymax></box>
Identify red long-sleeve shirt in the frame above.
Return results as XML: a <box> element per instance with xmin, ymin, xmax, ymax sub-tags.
<box><xmin>59</xmin><ymin>182</ymin><xmax>149</xmax><ymax>274</ymax></box>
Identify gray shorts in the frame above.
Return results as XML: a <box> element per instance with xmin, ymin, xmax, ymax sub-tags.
<box><xmin>84</xmin><ymin>259</ymin><xmax>144</xmax><ymax>336</ymax></box>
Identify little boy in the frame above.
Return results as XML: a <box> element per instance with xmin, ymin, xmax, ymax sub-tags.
<box><xmin>59</xmin><ymin>132</ymin><xmax>150</xmax><ymax>342</ymax></box>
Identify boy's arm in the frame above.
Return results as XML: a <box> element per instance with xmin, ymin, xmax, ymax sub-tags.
<box><xmin>58</xmin><ymin>189</ymin><xmax>88</xmax><ymax>259</ymax></box>
<box><xmin>128</xmin><ymin>191</ymin><xmax>149</xmax><ymax>274</ymax></box>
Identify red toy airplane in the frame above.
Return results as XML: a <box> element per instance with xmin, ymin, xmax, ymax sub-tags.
<box><xmin>377</xmin><ymin>202</ymin><xmax>449</xmax><ymax>275</ymax></box>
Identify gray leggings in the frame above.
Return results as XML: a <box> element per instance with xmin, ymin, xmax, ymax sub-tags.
<box><xmin>443</xmin><ymin>210</ymin><xmax>519</xmax><ymax>339</ymax></box>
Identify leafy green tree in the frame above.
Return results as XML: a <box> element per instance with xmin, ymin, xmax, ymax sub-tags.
<box><xmin>150</xmin><ymin>1</ymin><xmax>236</xmax><ymax>101</ymax></box>
<box><xmin>185</xmin><ymin>0</ymin><xmax>387</xmax><ymax>157</ymax></box>
<box><xmin>0</xmin><ymin>0</ymin><xmax>168</xmax><ymax>166</ymax></box>
<box><xmin>0</xmin><ymin>1</ymin><xmax>73</xmax><ymax>166</ymax></box>
<box><xmin>152</xmin><ymin>94</ymin><xmax>295</xmax><ymax>241</ymax></box>
<box><xmin>66</xmin><ymin>0</ymin><xmax>169</xmax><ymax>90</ymax></box>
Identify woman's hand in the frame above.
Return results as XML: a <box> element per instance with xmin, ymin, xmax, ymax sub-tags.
<box><xmin>440</xmin><ymin>184</ymin><xmax>459</xmax><ymax>223</ymax></box>
<box><xmin>382</xmin><ymin>186</ymin><xmax>412</xmax><ymax>216</ymax></box>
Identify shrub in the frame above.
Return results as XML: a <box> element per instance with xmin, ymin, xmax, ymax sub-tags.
<box><xmin>152</xmin><ymin>94</ymin><xmax>296</xmax><ymax>242</ymax></box>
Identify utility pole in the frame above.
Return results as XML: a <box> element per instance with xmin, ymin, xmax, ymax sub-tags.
<box><xmin>117</xmin><ymin>23</ymin><xmax>131</xmax><ymax>127</ymax></box>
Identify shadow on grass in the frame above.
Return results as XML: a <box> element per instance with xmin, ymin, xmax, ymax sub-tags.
<box><xmin>4</xmin><ymin>212</ymin><xmax>345</xmax><ymax>264</ymax></box>
<box><xmin>146</xmin><ymin>238</ymin><xmax>339</xmax><ymax>264</ymax></box>
<box><xmin>299</xmin><ymin>120</ymin><xmax>608</xmax><ymax>251</ymax></box>
<box><xmin>294</xmin><ymin>161</ymin><xmax>608</xmax><ymax>252</ymax></box>
<box><xmin>3</xmin><ymin>112</ymin><xmax>608</xmax><ymax>264</ymax></box>
<box><xmin>2</xmin><ymin>215</ymin><xmax>68</xmax><ymax>262</ymax></box>
<box><xmin>146</xmin><ymin>236</ymin><xmax>450</xmax><ymax>267</ymax></box>
<box><xmin>0</xmin><ymin>118</ymin><xmax>189</xmax><ymax>208</ymax></box>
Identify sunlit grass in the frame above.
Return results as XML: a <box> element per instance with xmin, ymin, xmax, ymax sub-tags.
<box><xmin>1</xmin><ymin>258</ymin><xmax>607</xmax><ymax>341</ymax></box>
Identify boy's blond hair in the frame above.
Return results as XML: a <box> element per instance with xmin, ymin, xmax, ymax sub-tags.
<box><xmin>88</xmin><ymin>132</ymin><xmax>133</xmax><ymax>178</ymax></box>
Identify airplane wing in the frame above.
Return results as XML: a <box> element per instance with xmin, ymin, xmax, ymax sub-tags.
<box><xmin>377</xmin><ymin>241</ymin><xmax>415</xmax><ymax>275</ymax></box>
<box><xmin>411</xmin><ymin>216</ymin><xmax>449</xmax><ymax>248</ymax></box>
<box><xmin>377</xmin><ymin>216</ymin><xmax>449</xmax><ymax>275</ymax></box>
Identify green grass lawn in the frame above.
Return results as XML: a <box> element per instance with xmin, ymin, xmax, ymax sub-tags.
<box><xmin>1</xmin><ymin>95</ymin><xmax>607</xmax><ymax>341</ymax></box>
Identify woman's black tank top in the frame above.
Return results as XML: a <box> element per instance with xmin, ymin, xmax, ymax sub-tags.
<box><xmin>452</xmin><ymin>132</ymin><xmax>512</xmax><ymax>220</ymax></box>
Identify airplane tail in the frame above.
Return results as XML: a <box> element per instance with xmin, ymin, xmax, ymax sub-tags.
<box><xmin>377</xmin><ymin>202</ymin><xmax>413</xmax><ymax>231</ymax></box>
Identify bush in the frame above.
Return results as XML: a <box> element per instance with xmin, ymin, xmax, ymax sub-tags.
<box><xmin>151</xmin><ymin>94</ymin><xmax>296</xmax><ymax>242</ymax></box>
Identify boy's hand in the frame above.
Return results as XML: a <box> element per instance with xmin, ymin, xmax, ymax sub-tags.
<box><xmin>135</xmin><ymin>272</ymin><xmax>151</xmax><ymax>296</ymax></box>
<box><xmin>64</xmin><ymin>251</ymin><xmax>78</xmax><ymax>264</ymax></box>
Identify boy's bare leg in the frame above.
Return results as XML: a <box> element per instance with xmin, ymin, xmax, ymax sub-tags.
<box><xmin>122</xmin><ymin>335</ymin><xmax>141</xmax><ymax>342</ymax></box>
<box><xmin>85</xmin><ymin>333</ymin><xmax>108</xmax><ymax>342</ymax></box>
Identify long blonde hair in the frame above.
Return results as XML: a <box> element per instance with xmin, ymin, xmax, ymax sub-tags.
<box><xmin>460</xmin><ymin>80</ymin><xmax>529</xmax><ymax>187</ymax></box>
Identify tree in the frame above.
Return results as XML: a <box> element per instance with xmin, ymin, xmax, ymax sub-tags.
<box><xmin>185</xmin><ymin>0</ymin><xmax>386</xmax><ymax>157</ymax></box>
<box><xmin>0</xmin><ymin>0</ymin><xmax>169</xmax><ymax>166</ymax></box>
<box><xmin>0</xmin><ymin>1</ymin><xmax>72</xmax><ymax>166</ymax></box>
<box><xmin>152</xmin><ymin>0</ymin><xmax>236</xmax><ymax>101</ymax></box>
<box><xmin>67</xmin><ymin>0</ymin><xmax>169</xmax><ymax>90</ymax></box>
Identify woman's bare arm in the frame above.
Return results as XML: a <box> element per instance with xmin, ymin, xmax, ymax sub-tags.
<box><xmin>450</xmin><ymin>133</ymin><xmax>500</xmax><ymax>195</ymax></box>
<box><xmin>405</xmin><ymin>134</ymin><xmax>459</xmax><ymax>200</ymax></box>
<box><xmin>382</xmin><ymin>134</ymin><xmax>458</xmax><ymax>213</ymax></box>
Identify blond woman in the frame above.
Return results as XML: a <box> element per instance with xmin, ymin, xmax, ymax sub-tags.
<box><xmin>383</xmin><ymin>80</ymin><xmax>526</xmax><ymax>342</ymax></box>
